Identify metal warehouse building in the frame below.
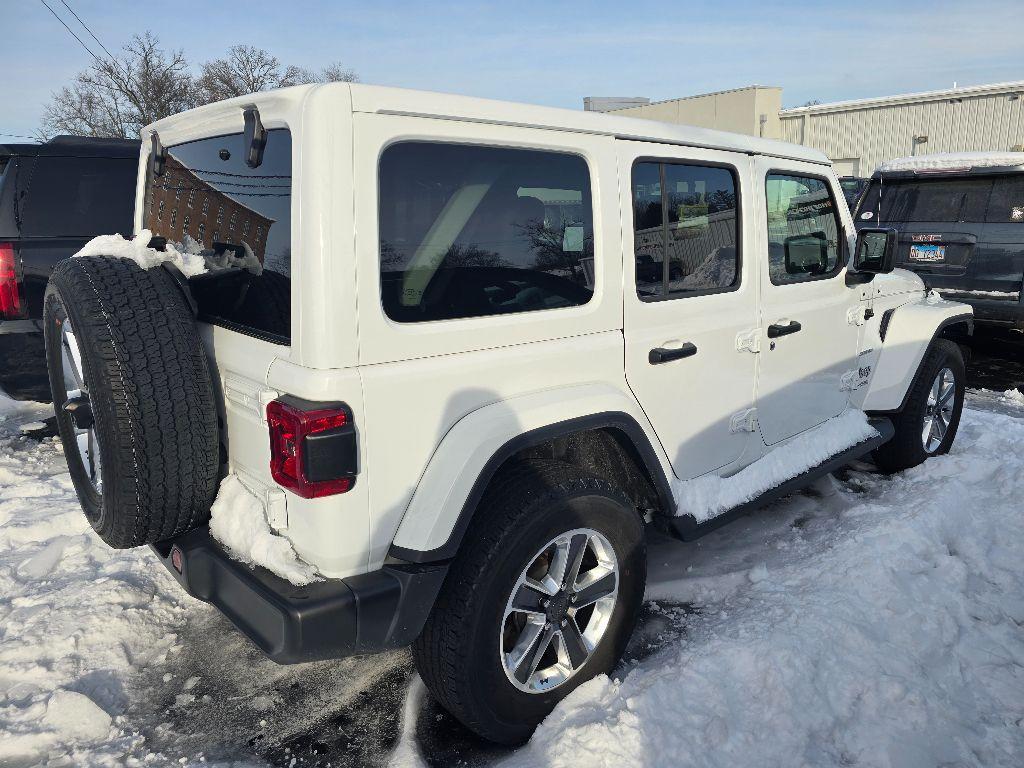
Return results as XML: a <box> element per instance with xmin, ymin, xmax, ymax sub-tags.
<box><xmin>590</xmin><ymin>80</ymin><xmax>1024</xmax><ymax>176</ymax></box>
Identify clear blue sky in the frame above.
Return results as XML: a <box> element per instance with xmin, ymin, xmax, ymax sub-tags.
<box><xmin>3</xmin><ymin>0</ymin><xmax>1022</xmax><ymax>140</ymax></box>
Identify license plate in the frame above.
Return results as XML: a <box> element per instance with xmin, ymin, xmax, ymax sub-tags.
<box><xmin>909</xmin><ymin>244</ymin><xmax>946</xmax><ymax>262</ymax></box>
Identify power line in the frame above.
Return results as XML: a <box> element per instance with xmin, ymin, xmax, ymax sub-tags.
<box><xmin>37</xmin><ymin>0</ymin><xmax>101</xmax><ymax>63</ymax></box>
<box><xmin>57</xmin><ymin>0</ymin><xmax>119</xmax><ymax>63</ymax></box>
<box><xmin>0</xmin><ymin>132</ymin><xmax>39</xmax><ymax>141</ymax></box>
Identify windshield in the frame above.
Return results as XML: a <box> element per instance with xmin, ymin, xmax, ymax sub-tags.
<box><xmin>145</xmin><ymin>129</ymin><xmax>293</xmax><ymax>343</ymax></box>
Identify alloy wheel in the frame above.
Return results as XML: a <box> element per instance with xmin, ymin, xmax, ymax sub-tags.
<box><xmin>500</xmin><ymin>528</ymin><xmax>619</xmax><ymax>694</ymax></box>
<box><xmin>921</xmin><ymin>366</ymin><xmax>955</xmax><ymax>454</ymax></box>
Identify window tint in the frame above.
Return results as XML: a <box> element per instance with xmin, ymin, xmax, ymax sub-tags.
<box><xmin>378</xmin><ymin>142</ymin><xmax>594</xmax><ymax>323</ymax></box>
<box><xmin>985</xmin><ymin>175</ymin><xmax>1024</xmax><ymax>223</ymax></box>
<box><xmin>148</xmin><ymin>129</ymin><xmax>292</xmax><ymax>343</ymax></box>
<box><xmin>859</xmin><ymin>177</ymin><xmax>993</xmax><ymax>224</ymax></box>
<box><xmin>632</xmin><ymin>161</ymin><xmax>738</xmax><ymax>299</ymax></box>
<box><xmin>22</xmin><ymin>156</ymin><xmax>136</xmax><ymax>237</ymax></box>
<box><xmin>765</xmin><ymin>174</ymin><xmax>842</xmax><ymax>284</ymax></box>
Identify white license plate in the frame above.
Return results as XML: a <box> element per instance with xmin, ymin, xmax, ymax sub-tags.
<box><xmin>909</xmin><ymin>244</ymin><xmax>946</xmax><ymax>262</ymax></box>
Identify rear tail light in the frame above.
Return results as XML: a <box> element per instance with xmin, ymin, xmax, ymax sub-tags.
<box><xmin>266</xmin><ymin>398</ymin><xmax>357</xmax><ymax>498</ymax></box>
<box><xmin>0</xmin><ymin>243</ymin><xmax>24</xmax><ymax>320</ymax></box>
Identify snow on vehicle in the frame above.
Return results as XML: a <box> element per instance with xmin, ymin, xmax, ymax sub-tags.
<box><xmin>43</xmin><ymin>83</ymin><xmax>973</xmax><ymax>744</ymax></box>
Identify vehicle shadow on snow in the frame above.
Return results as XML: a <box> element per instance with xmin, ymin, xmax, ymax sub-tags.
<box><xmin>126</xmin><ymin>594</ymin><xmax>699</xmax><ymax>767</ymax></box>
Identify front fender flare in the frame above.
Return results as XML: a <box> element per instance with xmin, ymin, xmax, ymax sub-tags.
<box><xmin>862</xmin><ymin>296</ymin><xmax>972</xmax><ymax>413</ymax></box>
<box><xmin>388</xmin><ymin>384</ymin><xmax>674</xmax><ymax>563</ymax></box>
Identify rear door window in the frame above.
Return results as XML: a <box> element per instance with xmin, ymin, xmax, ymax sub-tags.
<box><xmin>148</xmin><ymin>129</ymin><xmax>293</xmax><ymax>343</ymax></box>
<box><xmin>378</xmin><ymin>142</ymin><xmax>595</xmax><ymax>323</ymax></box>
<box><xmin>22</xmin><ymin>156</ymin><xmax>136</xmax><ymax>237</ymax></box>
<box><xmin>631</xmin><ymin>161</ymin><xmax>739</xmax><ymax>299</ymax></box>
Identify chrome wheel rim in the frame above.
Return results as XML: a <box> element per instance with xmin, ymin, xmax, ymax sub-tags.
<box><xmin>922</xmin><ymin>366</ymin><xmax>955</xmax><ymax>454</ymax></box>
<box><xmin>60</xmin><ymin>319</ymin><xmax>102</xmax><ymax>492</ymax></box>
<box><xmin>500</xmin><ymin>528</ymin><xmax>619</xmax><ymax>694</ymax></box>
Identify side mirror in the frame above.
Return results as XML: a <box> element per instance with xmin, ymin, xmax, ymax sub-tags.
<box><xmin>853</xmin><ymin>228</ymin><xmax>897</xmax><ymax>274</ymax></box>
<box><xmin>784</xmin><ymin>231</ymin><xmax>829</xmax><ymax>276</ymax></box>
<box><xmin>149</xmin><ymin>132</ymin><xmax>166</xmax><ymax>177</ymax></box>
<box><xmin>243</xmin><ymin>106</ymin><xmax>267</xmax><ymax>169</ymax></box>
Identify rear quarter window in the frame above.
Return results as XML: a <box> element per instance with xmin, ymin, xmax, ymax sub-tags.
<box><xmin>22</xmin><ymin>156</ymin><xmax>137</xmax><ymax>237</ymax></box>
<box><xmin>378</xmin><ymin>142</ymin><xmax>595</xmax><ymax>323</ymax></box>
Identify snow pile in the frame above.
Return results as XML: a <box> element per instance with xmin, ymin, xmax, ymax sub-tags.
<box><xmin>74</xmin><ymin>229</ymin><xmax>264</xmax><ymax>279</ymax></box>
<box><xmin>878</xmin><ymin>151</ymin><xmax>1024</xmax><ymax>174</ymax></box>
<box><xmin>505</xmin><ymin>402</ymin><xmax>1024</xmax><ymax>768</ymax></box>
<box><xmin>0</xmin><ymin>394</ymin><xmax>188</xmax><ymax>765</ymax></box>
<box><xmin>74</xmin><ymin>228</ymin><xmax>208</xmax><ymax>278</ymax></box>
<box><xmin>209</xmin><ymin>473</ymin><xmax>319</xmax><ymax>585</ymax></box>
<box><xmin>674</xmin><ymin>409</ymin><xmax>878</xmax><ymax>522</ymax></box>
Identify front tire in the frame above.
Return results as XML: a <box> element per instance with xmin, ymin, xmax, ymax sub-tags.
<box><xmin>413</xmin><ymin>459</ymin><xmax>646</xmax><ymax>745</ymax></box>
<box><xmin>873</xmin><ymin>338</ymin><xmax>965</xmax><ymax>472</ymax></box>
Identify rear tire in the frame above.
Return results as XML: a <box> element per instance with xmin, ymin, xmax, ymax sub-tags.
<box><xmin>413</xmin><ymin>459</ymin><xmax>646</xmax><ymax>745</ymax></box>
<box><xmin>873</xmin><ymin>338</ymin><xmax>965</xmax><ymax>473</ymax></box>
<box><xmin>44</xmin><ymin>257</ymin><xmax>220</xmax><ymax>548</ymax></box>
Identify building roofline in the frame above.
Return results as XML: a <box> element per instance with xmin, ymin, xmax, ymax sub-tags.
<box><xmin>780</xmin><ymin>80</ymin><xmax>1024</xmax><ymax>117</ymax></box>
<box><xmin>608</xmin><ymin>84</ymin><xmax>782</xmax><ymax>112</ymax></box>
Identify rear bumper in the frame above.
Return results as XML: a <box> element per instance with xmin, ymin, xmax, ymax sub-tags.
<box><xmin>152</xmin><ymin>527</ymin><xmax>448</xmax><ymax>664</ymax></box>
<box><xmin>963</xmin><ymin>299</ymin><xmax>1024</xmax><ymax>326</ymax></box>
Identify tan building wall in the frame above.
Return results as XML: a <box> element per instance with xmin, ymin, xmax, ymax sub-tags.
<box><xmin>609</xmin><ymin>85</ymin><xmax>783</xmax><ymax>138</ymax></box>
<box><xmin>779</xmin><ymin>81</ymin><xmax>1024</xmax><ymax>175</ymax></box>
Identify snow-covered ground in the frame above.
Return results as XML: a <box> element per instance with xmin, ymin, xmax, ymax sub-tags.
<box><xmin>2</xmin><ymin>389</ymin><xmax>1024</xmax><ymax>767</ymax></box>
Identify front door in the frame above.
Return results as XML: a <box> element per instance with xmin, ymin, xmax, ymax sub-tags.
<box><xmin>620</xmin><ymin>142</ymin><xmax>759</xmax><ymax>481</ymax></box>
<box><xmin>754</xmin><ymin>160</ymin><xmax>861</xmax><ymax>445</ymax></box>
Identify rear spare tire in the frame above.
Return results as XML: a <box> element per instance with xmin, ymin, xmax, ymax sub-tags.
<box><xmin>44</xmin><ymin>256</ymin><xmax>219</xmax><ymax>548</ymax></box>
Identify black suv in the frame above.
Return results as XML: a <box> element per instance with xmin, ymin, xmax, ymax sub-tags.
<box><xmin>0</xmin><ymin>136</ymin><xmax>139</xmax><ymax>400</ymax></box>
<box><xmin>855</xmin><ymin>154</ymin><xmax>1024</xmax><ymax>329</ymax></box>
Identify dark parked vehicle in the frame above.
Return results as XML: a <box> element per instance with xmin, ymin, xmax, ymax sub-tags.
<box><xmin>0</xmin><ymin>136</ymin><xmax>139</xmax><ymax>400</ymax></box>
<box><xmin>838</xmin><ymin>176</ymin><xmax>869</xmax><ymax>209</ymax></box>
<box><xmin>854</xmin><ymin>153</ymin><xmax>1024</xmax><ymax>329</ymax></box>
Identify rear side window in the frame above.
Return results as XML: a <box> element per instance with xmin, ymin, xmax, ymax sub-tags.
<box><xmin>985</xmin><ymin>175</ymin><xmax>1024</xmax><ymax>223</ymax></box>
<box><xmin>378</xmin><ymin>142</ymin><xmax>595</xmax><ymax>323</ymax></box>
<box><xmin>22</xmin><ymin>156</ymin><xmax>136</xmax><ymax>237</ymax></box>
<box><xmin>148</xmin><ymin>129</ymin><xmax>293</xmax><ymax>344</ymax></box>
<box><xmin>632</xmin><ymin>161</ymin><xmax>739</xmax><ymax>299</ymax></box>
<box><xmin>765</xmin><ymin>173</ymin><xmax>842</xmax><ymax>284</ymax></box>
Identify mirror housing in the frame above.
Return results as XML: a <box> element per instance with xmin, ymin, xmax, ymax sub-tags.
<box><xmin>243</xmin><ymin>106</ymin><xmax>267</xmax><ymax>169</ymax></box>
<box><xmin>149</xmin><ymin>131</ymin><xmax>166</xmax><ymax>178</ymax></box>
<box><xmin>853</xmin><ymin>227</ymin><xmax>897</xmax><ymax>274</ymax></box>
<box><xmin>783</xmin><ymin>231</ymin><xmax>829</xmax><ymax>276</ymax></box>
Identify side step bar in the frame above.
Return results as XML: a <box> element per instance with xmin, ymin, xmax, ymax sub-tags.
<box><xmin>663</xmin><ymin>416</ymin><xmax>895</xmax><ymax>542</ymax></box>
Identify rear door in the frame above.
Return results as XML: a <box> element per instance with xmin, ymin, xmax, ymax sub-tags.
<box><xmin>754</xmin><ymin>160</ymin><xmax>861</xmax><ymax>445</ymax></box>
<box><xmin>618</xmin><ymin>141</ymin><xmax>760</xmax><ymax>480</ymax></box>
<box><xmin>979</xmin><ymin>173</ymin><xmax>1024</xmax><ymax>300</ymax></box>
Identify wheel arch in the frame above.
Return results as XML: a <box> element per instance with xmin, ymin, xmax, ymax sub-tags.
<box><xmin>388</xmin><ymin>386</ymin><xmax>675</xmax><ymax>564</ymax></box>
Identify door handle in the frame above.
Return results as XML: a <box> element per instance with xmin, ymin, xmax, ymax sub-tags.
<box><xmin>649</xmin><ymin>342</ymin><xmax>698</xmax><ymax>365</ymax></box>
<box><xmin>767</xmin><ymin>321</ymin><xmax>802</xmax><ymax>338</ymax></box>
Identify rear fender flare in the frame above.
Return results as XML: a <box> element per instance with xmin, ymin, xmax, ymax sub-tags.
<box><xmin>388</xmin><ymin>384</ymin><xmax>674</xmax><ymax>563</ymax></box>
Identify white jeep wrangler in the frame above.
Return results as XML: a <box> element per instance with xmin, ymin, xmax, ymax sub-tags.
<box><xmin>44</xmin><ymin>84</ymin><xmax>972</xmax><ymax>744</ymax></box>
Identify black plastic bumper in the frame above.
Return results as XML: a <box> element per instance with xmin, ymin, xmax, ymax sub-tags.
<box><xmin>0</xmin><ymin>321</ymin><xmax>49</xmax><ymax>402</ymax></box>
<box><xmin>151</xmin><ymin>527</ymin><xmax>448</xmax><ymax>664</ymax></box>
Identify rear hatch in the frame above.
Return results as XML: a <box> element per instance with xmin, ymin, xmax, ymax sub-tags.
<box><xmin>856</xmin><ymin>170</ymin><xmax>1024</xmax><ymax>301</ymax></box>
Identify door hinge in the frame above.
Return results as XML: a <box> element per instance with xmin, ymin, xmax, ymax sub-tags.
<box><xmin>223</xmin><ymin>375</ymin><xmax>279</xmax><ymax>423</ymax></box>
<box><xmin>235</xmin><ymin>469</ymin><xmax>289</xmax><ymax>531</ymax></box>
<box><xmin>736</xmin><ymin>328</ymin><xmax>762</xmax><ymax>354</ymax></box>
<box><xmin>730</xmin><ymin>407</ymin><xmax>759</xmax><ymax>433</ymax></box>
<box><xmin>847</xmin><ymin>306</ymin><xmax>871</xmax><ymax>326</ymax></box>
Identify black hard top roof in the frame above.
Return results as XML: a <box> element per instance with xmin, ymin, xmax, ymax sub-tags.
<box><xmin>0</xmin><ymin>135</ymin><xmax>140</xmax><ymax>159</ymax></box>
